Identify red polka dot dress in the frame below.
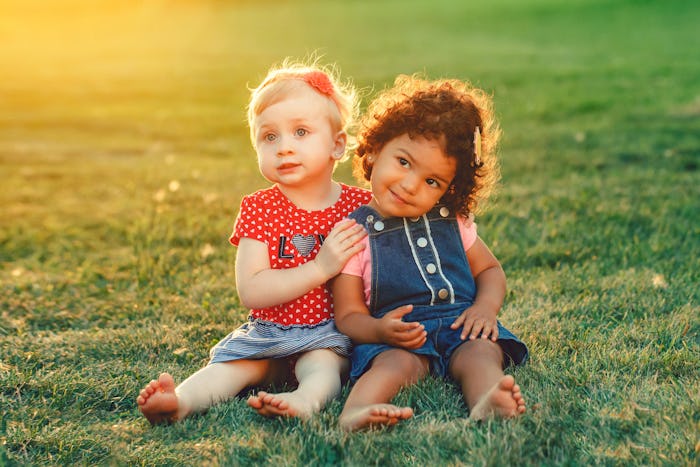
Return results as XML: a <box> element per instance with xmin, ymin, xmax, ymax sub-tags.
<box><xmin>209</xmin><ymin>183</ymin><xmax>372</xmax><ymax>363</ymax></box>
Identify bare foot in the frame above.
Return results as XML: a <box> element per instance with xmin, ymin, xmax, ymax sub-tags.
<box><xmin>136</xmin><ymin>373</ymin><xmax>180</xmax><ymax>425</ymax></box>
<box><xmin>339</xmin><ymin>404</ymin><xmax>414</xmax><ymax>431</ymax></box>
<box><xmin>247</xmin><ymin>391</ymin><xmax>316</xmax><ymax>420</ymax></box>
<box><xmin>469</xmin><ymin>374</ymin><xmax>526</xmax><ymax>421</ymax></box>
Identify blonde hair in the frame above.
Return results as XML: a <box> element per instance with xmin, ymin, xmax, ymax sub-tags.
<box><xmin>247</xmin><ymin>59</ymin><xmax>359</xmax><ymax>160</ymax></box>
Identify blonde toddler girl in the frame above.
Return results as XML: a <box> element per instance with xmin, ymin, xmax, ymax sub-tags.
<box><xmin>137</xmin><ymin>60</ymin><xmax>371</xmax><ymax>424</ymax></box>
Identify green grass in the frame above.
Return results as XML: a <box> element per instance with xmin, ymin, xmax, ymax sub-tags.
<box><xmin>1</xmin><ymin>0</ymin><xmax>699</xmax><ymax>465</ymax></box>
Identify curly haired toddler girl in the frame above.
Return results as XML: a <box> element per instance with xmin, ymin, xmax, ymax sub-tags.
<box><xmin>332</xmin><ymin>75</ymin><xmax>529</xmax><ymax>431</ymax></box>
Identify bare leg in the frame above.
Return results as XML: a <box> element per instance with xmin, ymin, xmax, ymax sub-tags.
<box><xmin>137</xmin><ymin>359</ymin><xmax>284</xmax><ymax>425</ymax></box>
<box><xmin>448</xmin><ymin>339</ymin><xmax>526</xmax><ymax>420</ymax></box>
<box><xmin>247</xmin><ymin>349</ymin><xmax>347</xmax><ymax>420</ymax></box>
<box><xmin>339</xmin><ymin>349</ymin><xmax>428</xmax><ymax>431</ymax></box>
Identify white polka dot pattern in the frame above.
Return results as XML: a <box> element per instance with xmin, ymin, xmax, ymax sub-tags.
<box><xmin>230</xmin><ymin>184</ymin><xmax>371</xmax><ymax>326</ymax></box>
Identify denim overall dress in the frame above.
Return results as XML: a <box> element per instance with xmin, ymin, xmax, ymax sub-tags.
<box><xmin>347</xmin><ymin>204</ymin><xmax>528</xmax><ymax>381</ymax></box>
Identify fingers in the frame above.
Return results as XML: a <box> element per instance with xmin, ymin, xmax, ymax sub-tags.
<box><xmin>386</xmin><ymin>323</ymin><xmax>426</xmax><ymax>348</ymax></box>
<box><xmin>322</xmin><ymin>220</ymin><xmax>367</xmax><ymax>259</ymax></box>
<box><xmin>394</xmin><ymin>320</ymin><xmax>422</xmax><ymax>333</ymax></box>
<box><xmin>344</xmin><ymin>239</ymin><xmax>366</xmax><ymax>257</ymax></box>
<box><xmin>481</xmin><ymin>321</ymin><xmax>499</xmax><ymax>341</ymax></box>
<box><xmin>396</xmin><ymin>324</ymin><xmax>425</xmax><ymax>341</ymax></box>
<box><xmin>328</xmin><ymin>220</ymin><xmax>366</xmax><ymax>246</ymax></box>
<box><xmin>314</xmin><ymin>221</ymin><xmax>367</xmax><ymax>277</ymax></box>
<box><xmin>379</xmin><ymin>305</ymin><xmax>426</xmax><ymax>348</ymax></box>
<box><xmin>460</xmin><ymin>319</ymin><xmax>499</xmax><ymax>341</ymax></box>
<box><xmin>385</xmin><ymin>304</ymin><xmax>414</xmax><ymax>319</ymax></box>
<box><xmin>397</xmin><ymin>332</ymin><xmax>427</xmax><ymax>349</ymax></box>
<box><xmin>452</xmin><ymin>309</ymin><xmax>499</xmax><ymax>341</ymax></box>
<box><xmin>330</xmin><ymin>218</ymin><xmax>359</xmax><ymax>232</ymax></box>
<box><xmin>450</xmin><ymin>313</ymin><xmax>466</xmax><ymax>330</ymax></box>
<box><xmin>462</xmin><ymin>317</ymin><xmax>484</xmax><ymax>340</ymax></box>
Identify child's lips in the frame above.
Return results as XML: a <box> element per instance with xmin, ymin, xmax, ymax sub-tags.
<box><xmin>277</xmin><ymin>162</ymin><xmax>301</xmax><ymax>172</ymax></box>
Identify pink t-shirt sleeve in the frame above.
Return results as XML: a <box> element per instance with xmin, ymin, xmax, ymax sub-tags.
<box><xmin>340</xmin><ymin>236</ymin><xmax>372</xmax><ymax>303</ymax></box>
<box><xmin>458</xmin><ymin>215</ymin><xmax>478</xmax><ymax>251</ymax></box>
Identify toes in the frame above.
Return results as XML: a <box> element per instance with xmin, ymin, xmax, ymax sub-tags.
<box><xmin>247</xmin><ymin>396</ymin><xmax>263</xmax><ymax>409</ymax></box>
<box><xmin>513</xmin><ymin>390</ymin><xmax>525</xmax><ymax>404</ymax></box>
<box><xmin>261</xmin><ymin>394</ymin><xmax>283</xmax><ymax>407</ymax></box>
<box><xmin>266</xmin><ymin>397</ymin><xmax>281</xmax><ymax>408</ymax></box>
<box><xmin>157</xmin><ymin>373</ymin><xmax>176</xmax><ymax>391</ymax></box>
<box><xmin>259</xmin><ymin>394</ymin><xmax>272</xmax><ymax>404</ymax></box>
<box><xmin>275</xmin><ymin>399</ymin><xmax>289</xmax><ymax>409</ymax></box>
<box><xmin>500</xmin><ymin>375</ymin><xmax>515</xmax><ymax>390</ymax></box>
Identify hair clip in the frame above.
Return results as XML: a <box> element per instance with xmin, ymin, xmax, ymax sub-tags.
<box><xmin>303</xmin><ymin>71</ymin><xmax>334</xmax><ymax>96</ymax></box>
<box><xmin>472</xmin><ymin>126</ymin><xmax>482</xmax><ymax>167</ymax></box>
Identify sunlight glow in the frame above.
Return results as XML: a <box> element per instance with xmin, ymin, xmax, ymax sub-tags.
<box><xmin>1</xmin><ymin>0</ymin><xmax>223</xmax><ymax>86</ymax></box>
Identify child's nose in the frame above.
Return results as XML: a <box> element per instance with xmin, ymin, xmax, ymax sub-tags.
<box><xmin>276</xmin><ymin>136</ymin><xmax>294</xmax><ymax>155</ymax></box>
<box><xmin>400</xmin><ymin>174</ymin><xmax>419</xmax><ymax>194</ymax></box>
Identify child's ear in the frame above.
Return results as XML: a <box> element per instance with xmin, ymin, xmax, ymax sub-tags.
<box><xmin>332</xmin><ymin>131</ymin><xmax>347</xmax><ymax>160</ymax></box>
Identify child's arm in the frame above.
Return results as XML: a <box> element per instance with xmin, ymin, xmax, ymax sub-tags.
<box><xmin>236</xmin><ymin>219</ymin><xmax>366</xmax><ymax>309</ymax></box>
<box><xmin>450</xmin><ymin>236</ymin><xmax>506</xmax><ymax>341</ymax></box>
<box><xmin>332</xmin><ymin>274</ymin><xmax>426</xmax><ymax>349</ymax></box>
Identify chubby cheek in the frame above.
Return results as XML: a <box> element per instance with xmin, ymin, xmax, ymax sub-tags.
<box><xmin>257</xmin><ymin>153</ymin><xmax>275</xmax><ymax>179</ymax></box>
<box><xmin>369</xmin><ymin>174</ymin><xmax>386</xmax><ymax>196</ymax></box>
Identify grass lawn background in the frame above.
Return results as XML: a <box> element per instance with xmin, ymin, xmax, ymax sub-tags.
<box><xmin>1</xmin><ymin>0</ymin><xmax>698</xmax><ymax>464</ymax></box>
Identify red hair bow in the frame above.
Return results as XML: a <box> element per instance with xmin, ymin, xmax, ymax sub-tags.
<box><xmin>304</xmin><ymin>71</ymin><xmax>334</xmax><ymax>96</ymax></box>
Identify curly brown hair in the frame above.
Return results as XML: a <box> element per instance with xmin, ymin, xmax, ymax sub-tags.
<box><xmin>354</xmin><ymin>75</ymin><xmax>501</xmax><ymax>216</ymax></box>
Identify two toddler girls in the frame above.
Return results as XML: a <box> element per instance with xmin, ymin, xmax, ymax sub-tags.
<box><xmin>137</xmin><ymin>61</ymin><xmax>528</xmax><ymax>429</ymax></box>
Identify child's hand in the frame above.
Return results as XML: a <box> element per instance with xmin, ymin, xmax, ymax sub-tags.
<box><xmin>378</xmin><ymin>305</ymin><xmax>426</xmax><ymax>349</ymax></box>
<box><xmin>313</xmin><ymin>219</ymin><xmax>367</xmax><ymax>280</ymax></box>
<box><xmin>450</xmin><ymin>304</ymin><xmax>499</xmax><ymax>341</ymax></box>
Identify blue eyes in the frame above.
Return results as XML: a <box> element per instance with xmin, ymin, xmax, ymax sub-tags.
<box><xmin>262</xmin><ymin>129</ymin><xmax>308</xmax><ymax>142</ymax></box>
